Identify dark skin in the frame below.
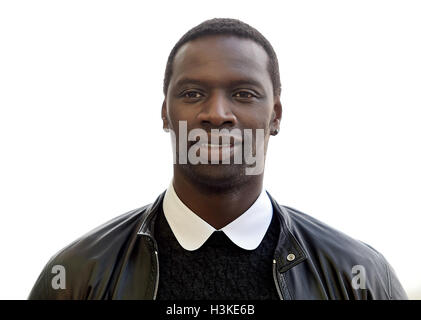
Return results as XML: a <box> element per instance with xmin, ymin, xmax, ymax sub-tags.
<box><xmin>162</xmin><ymin>35</ymin><xmax>282</xmax><ymax>229</ymax></box>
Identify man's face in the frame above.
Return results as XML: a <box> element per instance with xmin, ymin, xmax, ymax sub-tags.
<box><xmin>162</xmin><ymin>35</ymin><xmax>281</xmax><ymax>190</ymax></box>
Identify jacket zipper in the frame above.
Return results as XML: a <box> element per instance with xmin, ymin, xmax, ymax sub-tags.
<box><xmin>152</xmin><ymin>249</ymin><xmax>159</xmax><ymax>300</ymax></box>
<box><xmin>143</xmin><ymin>234</ymin><xmax>160</xmax><ymax>300</ymax></box>
<box><xmin>272</xmin><ymin>259</ymin><xmax>284</xmax><ymax>300</ymax></box>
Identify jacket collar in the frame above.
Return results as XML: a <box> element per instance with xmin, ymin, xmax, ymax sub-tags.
<box><xmin>266</xmin><ymin>191</ymin><xmax>308</xmax><ymax>273</ymax></box>
<box><xmin>137</xmin><ymin>189</ymin><xmax>308</xmax><ymax>273</ymax></box>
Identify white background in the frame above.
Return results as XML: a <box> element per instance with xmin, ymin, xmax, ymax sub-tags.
<box><xmin>0</xmin><ymin>0</ymin><xmax>420</xmax><ymax>299</ymax></box>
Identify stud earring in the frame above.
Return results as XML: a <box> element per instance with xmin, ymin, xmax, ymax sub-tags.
<box><xmin>272</xmin><ymin>128</ymin><xmax>279</xmax><ymax>135</ymax></box>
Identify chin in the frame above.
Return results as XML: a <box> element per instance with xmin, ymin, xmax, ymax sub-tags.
<box><xmin>179</xmin><ymin>163</ymin><xmax>248</xmax><ymax>192</ymax></box>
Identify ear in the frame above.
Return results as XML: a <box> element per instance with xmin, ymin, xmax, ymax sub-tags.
<box><xmin>270</xmin><ymin>95</ymin><xmax>282</xmax><ymax>136</ymax></box>
<box><xmin>161</xmin><ymin>100</ymin><xmax>169</xmax><ymax>132</ymax></box>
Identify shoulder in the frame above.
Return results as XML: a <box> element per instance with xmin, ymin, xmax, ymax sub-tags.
<box><xmin>52</xmin><ymin>204</ymin><xmax>148</xmax><ymax>264</ymax></box>
<box><xmin>280</xmin><ymin>205</ymin><xmax>407</xmax><ymax>299</ymax></box>
<box><xmin>28</xmin><ymin>204</ymin><xmax>150</xmax><ymax>299</ymax></box>
<box><xmin>282</xmin><ymin>205</ymin><xmax>379</xmax><ymax>259</ymax></box>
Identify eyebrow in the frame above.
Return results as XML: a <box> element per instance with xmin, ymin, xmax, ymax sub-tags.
<box><xmin>174</xmin><ymin>77</ymin><xmax>266</xmax><ymax>91</ymax></box>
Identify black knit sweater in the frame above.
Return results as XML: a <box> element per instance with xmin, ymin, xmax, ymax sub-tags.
<box><xmin>154</xmin><ymin>206</ymin><xmax>280</xmax><ymax>300</ymax></box>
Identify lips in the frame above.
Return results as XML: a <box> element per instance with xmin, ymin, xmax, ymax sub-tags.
<box><xmin>189</xmin><ymin>133</ymin><xmax>243</xmax><ymax>148</ymax></box>
<box><xmin>198</xmin><ymin>143</ymin><xmax>232</xmax><ymax>147</ymax></box>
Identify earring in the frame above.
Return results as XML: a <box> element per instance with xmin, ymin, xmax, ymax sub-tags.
<box><xmin>272</xmin><ymin>128</ymin><xmax>279</xmax><ymax>135</ymax></box>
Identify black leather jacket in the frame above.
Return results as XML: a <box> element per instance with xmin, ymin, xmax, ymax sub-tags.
<box><xmin>28</xmin><ymin>191</ymin><xmax>408</xmax><ymax>300</ymax></box>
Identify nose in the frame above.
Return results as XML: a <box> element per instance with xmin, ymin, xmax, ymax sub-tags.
<box><xmin>197</xmin><ymin>91</ymin><xmax>237</xmax><ymax>128</ymax></box>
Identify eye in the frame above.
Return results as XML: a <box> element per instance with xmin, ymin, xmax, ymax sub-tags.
<box><xmin>233</xmin><ymin>91</ymin><xmax>256</xmax><ymax>99</ymax></box>
<box><xmin>182</xmin><ymin>91</ymin><xmax>203</xmax><ymax>99</ymax></box>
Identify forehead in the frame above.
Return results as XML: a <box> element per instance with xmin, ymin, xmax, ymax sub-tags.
<box><xmin>170</xmin><ymin>35</ymin><xmax>271</xmax><ymax>90</ymax></box>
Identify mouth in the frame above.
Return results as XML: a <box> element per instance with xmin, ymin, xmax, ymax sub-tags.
<box><xmin>190</xmin><ymin>133</ymin><xmax>243</xmax><ymax>147</ymax></box>
<box><xmin>188</xmin><ymin>133</ymin><xmax>243</xmax><ymax>162</ymax></box>
<box><xmin>198</xmin><ymin>142</ymin><xmax>234</xmax><ymax>148</ymax></box>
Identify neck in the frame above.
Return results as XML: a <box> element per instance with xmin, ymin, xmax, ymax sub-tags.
<box><xmin>172</xmin><ymin>168</ymin><xmax>264</xmax><ymax>229</ymax></box>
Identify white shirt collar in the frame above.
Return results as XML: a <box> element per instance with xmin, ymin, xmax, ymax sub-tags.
<box><xmin>162</xmin><ymin>181</ymin><xmax>273</xmax><ymax>251</ymax></box>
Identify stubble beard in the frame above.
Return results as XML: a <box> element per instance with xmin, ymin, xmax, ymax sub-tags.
<box><xmin>176</xmin><ymin>161</ymin><xmax>252</xmax><ymax>194</ymax></box>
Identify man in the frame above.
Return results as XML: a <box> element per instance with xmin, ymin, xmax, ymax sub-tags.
<box><xmin>28</xmin><ymin>18</ymin><xmax>407</xmax><ymax>300</ymax></box>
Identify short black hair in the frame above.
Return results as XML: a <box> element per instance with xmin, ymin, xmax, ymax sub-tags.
<box><xmin>163</xmin><ymin>18</ymin><xmax>281</xmax><ymax>97</ymax></box>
